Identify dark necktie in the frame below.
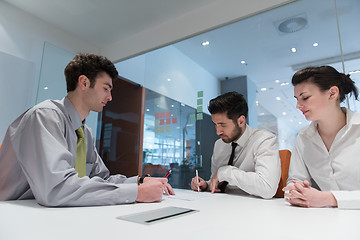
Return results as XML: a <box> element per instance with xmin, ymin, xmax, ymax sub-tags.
<box><xmin>218</xmin><ymin>142</ymin><xmax>237</xmax><ymax>192</ymax></box>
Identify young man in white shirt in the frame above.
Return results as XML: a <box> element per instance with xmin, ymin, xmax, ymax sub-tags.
<box><xmin>191</xmin><ymin>92</ymin><xmax>280</xmax><ymax>199</ymax></box>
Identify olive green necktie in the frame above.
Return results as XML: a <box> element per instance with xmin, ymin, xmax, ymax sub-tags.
<box><xmin>75</xmin><ymin>126</ymin><xmax>86</xmax><ymax>177</ymax></box>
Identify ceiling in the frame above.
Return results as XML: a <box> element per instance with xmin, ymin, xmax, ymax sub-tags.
<box><xmin>3</xmin><ymin>0</ymin><xmax>215</xmax><ymax>46</ymax></box>
<box><xmin>4</xmin><ymin>0</ymin><xmax>360</xmax><ymax>133</ymax></box>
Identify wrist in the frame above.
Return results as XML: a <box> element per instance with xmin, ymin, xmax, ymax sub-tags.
<box><xmin>138</xmin><ymin>174</ymin><xmax>151</xmax><ymax>184</ymax></box>
<box><xmin>326</xmin><ymin>191</ymin><xmax>338</xmax><ymax>207</ymax></box>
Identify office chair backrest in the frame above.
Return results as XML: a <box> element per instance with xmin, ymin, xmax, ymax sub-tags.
<box><xmin>274</xmin><ymin>149</ymin><xmax>291</xmax><ymax>198</ymax></box>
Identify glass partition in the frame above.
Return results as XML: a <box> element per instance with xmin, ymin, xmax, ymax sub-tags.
<box><xmin>142</xmin><ymin>89</ymin><xmax>198</xmax><ymax>188</ymax></box>
<box><xmin>115</xmin><ymin>0</ymin><xmax>360</xmax><ymax>187</ymax></box>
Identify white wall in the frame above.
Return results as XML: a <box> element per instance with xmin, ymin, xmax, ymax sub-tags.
<box><xmin>115</xmin><ymin>45</ymin><xmax>219</xmax><ymax>113</ymax></box>
<box><xmin>0</xmin><ymin>1</ymin><xmax>98</xmax><ymax>141</ymax></box>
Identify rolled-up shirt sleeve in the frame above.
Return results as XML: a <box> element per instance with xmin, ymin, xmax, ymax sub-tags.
<box><xmin>286</xmin><ymin>137</ymin><xmax>312</xmax><ymax>186</ymax></box>
<box><xmin>217</xmin><ymin>133</ymin><xmax>280</xmax><ymax>199</ymax></box>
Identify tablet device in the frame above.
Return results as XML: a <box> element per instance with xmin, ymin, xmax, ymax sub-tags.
<box><xmin>116</xmin><ymin>206</ymin><xmax>198</xmax><ymax>225</ymax></box>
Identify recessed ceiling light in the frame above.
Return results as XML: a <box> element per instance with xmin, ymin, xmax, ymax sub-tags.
<box><xmin>276</xmin><ymin>97</ymin><xmax>281</xmax><ymax>101</ymax></box>
<box><xmin>313</xmin><ymin>42</ymin><xmax>319</xmax><ymax>47</ymax></box>
<box><xmin>202</xmin><ymin>41</ymin><xmax>210</xmax><ymax>46</ymax></box>
<box><xmin>241</xmin><ymin>60</ymin><xmax>246</xmax><ymax>64</ymax></box>
<box><xmin>282</xmin><ymin>112</ymin><xmax>287</xmax><ymax>115</ymax></box>
<box><xmin>259</xmin><ymin>112</ymin><xmax>265</xmax><ymax>116</ymax></box>
<box><xmin>44</xmin><ymin>86</ymin><xmax>48</xmax><ymax>90</ymax></box>
<box><xmin>280</xmin><ymin>82</ymin><xmax>290</xmax><ymax>86</ymax></box>
<box><xmin>146</xmin><ymin>109</ymin><xmax>150</xmax><ymax>112</ymax></box>
<box><xmin>275</xmin><ymin>80</ymin><xmax>280</xmax><ymax>83</ymax></box>
<box><xmin>255</xmin><ymin>101</ymin><xmax>259</xmax><ymax>106</ymax></box>
<box><xmin>260</xmin><ymin>88</ymin><xmax>267</xmax><ymax>91</ymax></box>
<box><xmin>299</xmin><ymin>121</ymin><xmax>302</xmax><ymax>125</ymax></box>
<box><xmin>291</xmin><ymin>47</ymin><xmax>297</xmax><ymax>53</ymax></box>
<box><xmin>171</xmin><ymin>105</ymin><xmax>174</xmax><ymax>107</ymax></box>
<box><xmin>167</xmin><ymin>78</ymin><xmax>171</xmax><ymax>82</ymax></box>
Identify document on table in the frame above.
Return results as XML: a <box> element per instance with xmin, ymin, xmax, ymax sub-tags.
<box><xmin>165</xmin><ymin>189</ymin><xmax>215</xmax><ymax>201</ymax></box>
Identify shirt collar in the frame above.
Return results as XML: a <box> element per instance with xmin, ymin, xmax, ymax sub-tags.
<box><xmin>345</xmin><ymin>107</ymin><xmax>360</xmax><ymax>126</ymax></box>
<box><xmin>235</xmin><ymin>124</ymin><xmax>252</xmax><ymax>148</ymax></box>
<box><xmin>63</xmin><ymin>97</ymin><xmax>83</xmax><ymax>131</ymax></box>
<box><xmin>302</xmin><ymin>107</ymin><xmax>360</xmax><ymax>138</ymax></box>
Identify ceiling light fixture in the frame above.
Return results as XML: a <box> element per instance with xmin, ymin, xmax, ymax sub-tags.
<box><xmin>146</xmin><ymin>109</ymin><xmax>150</xmax><ymax>112</ymax></box>
<box><xmin>313</xmin><ymin>42</ymin><xmax>319</xmax><ymax>47</ymax></box>
<box><xmin>276</xmin><ymin>97</ymin><xmax>281</xmax><ymax>101</ymax></box>
<box><xmin>291</xmin><ymin>47</ymin><xmax>297</xmax><ymax>53</ymax></box>
<box><xmin>167</xmin><ymin>78</ymin><xmax>171</xmax><ymax>82</ymax></box>
<box><xmin>260</xmin><ymin>88</ymin><xmax>267</xmax><ymax>91</ymax></box>
<box><xmin>275</xmin><ymin>80</ymin><xmax>280</xmax><ymax>83</ymax></box>
<box><xmin>241</xmin><ymin>60</ymin><xmax>246</xmax><ymax>64</ymax></box>
<box><xmin>349</xmin><ymin>70</ymin><xmax>360</xmax><ymax>74</ymax></box>
<box><xmin>280</xmin><ymin>82</ymin><xmax>289</xmax><ymax>86</ymax></box>
<box><xmin>282</xmin><ymin>112</ymin><xmax>287</xmax><ymax>115</ymax></box>
<box><xmin>44</xmin><ymin>86</ymin><xmax>48</xmax><ymax>90</ymax></box>
<box><xmin>299</xmin><ymin>121</ymin><xmax>302</xmax><ymax>125</ymax></box>
<box><xmin>202</xmin><ymin>41</ymin><xmax>210</xmax><ymax>46</ymax></box>
<box><xmin>275</xmin><ymin>14</ymin><xmax>308</xmax><ymax>34</ymax></box>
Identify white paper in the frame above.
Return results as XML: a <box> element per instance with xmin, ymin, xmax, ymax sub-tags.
<box><xmin>165</xmin><ymin>189</ymin><xmax>215</xmax><ymax>201</ymax></box>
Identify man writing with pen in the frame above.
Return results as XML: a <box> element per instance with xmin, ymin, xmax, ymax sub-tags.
<box><xmin>190</xmin><ymin>92</ymin><xmax>280</xmax><ymax>199</ymax></box>
<box><xmin>0</xmin><ymin>53</ymin><xmax>175</xmax><ymax>206</ymax></box>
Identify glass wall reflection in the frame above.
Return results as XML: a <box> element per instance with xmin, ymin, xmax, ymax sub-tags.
<box><xmin>115</xmin><ymin>0</ymin><xmax>360</xmax><ymax>188</ymax></box>
<box><xmin>142</xmin><ymin>89</ymin><xmax>198</xmax><ymax>188</ymax></box>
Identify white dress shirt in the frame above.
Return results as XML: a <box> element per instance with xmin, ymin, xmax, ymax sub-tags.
<box><xmin>287</xmin><ymin>108</ymin><xmax>360</xmax><ymax>209</ymax></box>
<box><xmin>0</xmin><ymin>97</ymin><xmax>138</xmax><ymax>206</ymax></box>
<box><xmin>212</xmin><ymin>125</ymin><xmax>281</xmax><ymax>199</ymax></box>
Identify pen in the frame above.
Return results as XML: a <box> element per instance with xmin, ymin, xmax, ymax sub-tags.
<box><xmin>196</xmin><ymin>169</ymin><xmax>200</xmax><ymax>192</ymax></box>
<box><xmin>164</xmin><ymin>169</ymin><xmax>172</xmax><ymax>178</ymax></box>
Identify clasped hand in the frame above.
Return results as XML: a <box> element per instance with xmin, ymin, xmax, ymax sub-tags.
<box><xmin>282</xmin><ymin>180</ymin><xmax>337</xmax><ymax>208</ymax></box>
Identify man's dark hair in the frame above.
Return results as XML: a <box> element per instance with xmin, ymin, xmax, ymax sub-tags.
<box><xmin>208</xmin><ymin>91</ymin><xmax>248</xmax><ymax>123</ymax></box>
<box><xmin>64</xmin><ymin>53</ymin><xmax>119</xmax><ymax>92</ymax></box>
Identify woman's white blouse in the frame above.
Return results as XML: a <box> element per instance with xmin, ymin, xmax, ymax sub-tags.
<box><xmin>287</xmin><ymin>108</ymin><xmax>360</xmax><ymax>209</ymax></box>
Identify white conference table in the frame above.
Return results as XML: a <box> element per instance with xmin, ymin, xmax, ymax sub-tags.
<box><xmin>1</xmin><ymin>189</ymin><xmax>359</xmax><ymax>240</ymax></box>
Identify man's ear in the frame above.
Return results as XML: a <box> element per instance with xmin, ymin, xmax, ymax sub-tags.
<box><xmin>77</xmin><ymin>75</ymin><xmax>89</xmax><ymax>90</ymax></box>
<box><xmin>329</xmin><ymin>86</ymin><xmax>339</xmax><ymax>100</ymax></box>
<box><xmin>237</xmin><ymin>115</ymin><xmax>246</xmax><ymax>127</ymax></box>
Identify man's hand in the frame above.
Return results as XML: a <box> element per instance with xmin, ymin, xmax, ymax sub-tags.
<box><xmin>209</xmin><ymin>173</ymin><xmax>222</xmax><ymax>193</ymax></box>
<box><xmin>190</xmin><ymin>176</ymin><xmax>208</xmax><ymax>192</ymax></box>
<box><xmin>136</xmin><ymin>178</ymin><xmax>175</xmax><ymax>203</ymax></box>
<box><xmin>143</xmin><ymin>177</ymin><xmax>175</xmax><ymax>195</ymax></box>
<box><xmin>283</xmin><ymin>180</ymin><xmax>337</xmax><ymax>208</ymax></box>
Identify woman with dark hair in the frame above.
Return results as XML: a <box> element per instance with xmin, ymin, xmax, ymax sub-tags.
<box><xmin>283</xmin><ymin>66</ymin><xmax>360</xmax><ymax>209</ymax></box>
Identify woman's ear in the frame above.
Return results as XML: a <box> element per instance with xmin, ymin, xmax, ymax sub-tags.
<box><xmin>329</xmin><ymin>86</ymin><xmax>339</xmax><ymax>100</ymax></box>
